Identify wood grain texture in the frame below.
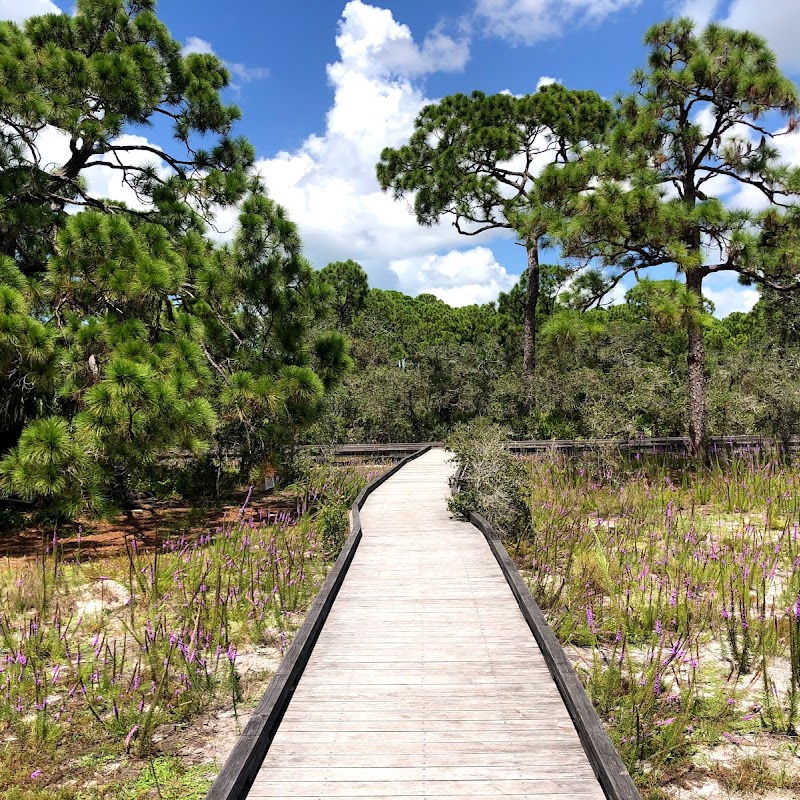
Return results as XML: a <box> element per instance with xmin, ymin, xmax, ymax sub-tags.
<box><xmin>246</xmin><ymin>449</ymin><xmax>613</xmax><ymax>800</ymax></box>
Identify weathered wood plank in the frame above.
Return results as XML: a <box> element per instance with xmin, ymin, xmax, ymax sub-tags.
<box><xmin>268</xmin><ymin>729</ymin><xmax>584</xmax><ymax>745</ymax></box>
<box><xmin>265</xmin><ymin>751</ymin><xmax>594</xmax><ymax>768</ymax></box>
<box><xmin>252</xmin><ymin>765</ymin><xmax>600</xmax><ymax>782</ymax></box>
<box><xmin>204</xmin><ymin>446</ymin><xmax>432</xmax><ymax>800</ymax></box>
<box><xmin>238</xmin><ymin>449</ymin><xmax>616</xmax><ymax>800</ymax></box>
<box><xmin>273</xmin><ymin>719</ymin><xmax>577</xmax><ymax>733</ymax></box>
<box><xmin>247</xmin><ymin>778</ymin><xmax>606</xmax><ymax>797</ymax></box>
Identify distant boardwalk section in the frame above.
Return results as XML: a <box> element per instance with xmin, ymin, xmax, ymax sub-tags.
<box><xmin>237</xmin><ymin>447</ymin><xmax>629</xmax><ymax>799</ymax></box>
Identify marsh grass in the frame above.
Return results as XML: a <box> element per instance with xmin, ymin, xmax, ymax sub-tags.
<box><xmin>0</xmin><ymin>460</ymin><xmax>379</xmax><ymax>798</ymax></box>
<box><xmin>518</xmin><ymin>448</ymin><xmax>800</xmax><ymax>787</ymax></box>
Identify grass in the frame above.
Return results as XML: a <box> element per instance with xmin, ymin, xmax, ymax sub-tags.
<box><xmin>523</xmin><ymin>448</ymin><xmax>800</xmax><ymax>791</ymax></box>
<box><xmin>0</xmin><ymin>459</ymin><xmax>381</xmax><ymax>798</ymax></box>
<box><xmin>122</xmin><ymin>756</ymin><xmax>213</xmax><ymax>800</ymax></box>
<box><xmin>711</xmin><ymin>753</ymin><xmax>800</xmax><ymax>794</ymax></box>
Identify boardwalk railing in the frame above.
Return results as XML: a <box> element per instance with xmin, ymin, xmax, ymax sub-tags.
<box><xmin>469</xmin><ymin>511</ymin><xmax>641</xmax><ymax>800</ymax></box>
<box><xmin>302</xmin><ymin>434</ymin><xmax>800</xmax><ymax>459</ymax></box>
<box><xmin>205</xmin><ymin>446</ymin><xmax>431</xmax><ymax>800</ymax></box>
<box><xmin>509</xmin><ymin>434</ymin><xmax>800</xmax><ymax>454</ymax></box>
<box><xmin>164</xmin><ymin>435</ymin><xmax>798</xmax><ymax>472</ymax></box>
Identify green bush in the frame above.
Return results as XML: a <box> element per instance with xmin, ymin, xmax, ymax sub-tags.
<box><xmin>445</xmin><ymin>419</ymin><xmax>530</xmax><ymax>542</ymax></box>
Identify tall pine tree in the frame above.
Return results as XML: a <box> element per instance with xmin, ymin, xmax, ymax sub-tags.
<box><xmin>376</xmin><ymin>83</ymin><xmax>612</xmax><ymax>377</ymax></box>
<box><xmin>0</xmin><ymin>1</ymin><xmax>349</xmax><ymax>516</ymax></box>
<box><xmin>554</xmin><ymin>19</ymin><xmax>800</xmax><ymax>457</ymax></box>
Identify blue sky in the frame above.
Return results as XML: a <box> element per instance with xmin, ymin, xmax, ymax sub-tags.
<box><xmin>8</xmin><ymin>0</ymin><xmax>800</xmax><ymax>316</ymax></box>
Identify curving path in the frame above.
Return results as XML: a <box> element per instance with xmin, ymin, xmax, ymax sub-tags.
<box><xmin>246</xmin><ymin>447</ymin><xmax>606</xmax><ymax>799</ymax></box>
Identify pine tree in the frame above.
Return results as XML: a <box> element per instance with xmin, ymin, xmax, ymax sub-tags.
<box><xmin>555</xmin><ymin>18</ymin><xmax>800</xmax><ymax>457</ymax></box>
<box><xmin>0</xmin><ymin>0</ymin><xmax>254</xmax><ymax>273</ymax></box>
<box><xmin>376</xmin><ymin>83</ymin><xmax>612</xmax><ymax>377</ymax></box>
<box><xmin>319</xmin><ymin>260</ymin><xmax>369</xmax><ymax>330</ymax></box>
<box><xmin>194</xmin><ymin>191</ymin><xmax>352</xmax><ymax>479</ymax></box>
<box><xmin>0</xmin><ymin>1</ymin><xmax>349</xmax><ymax>516</ymax></box>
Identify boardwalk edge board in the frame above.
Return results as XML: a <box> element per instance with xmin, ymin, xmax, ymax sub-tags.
<box><xmin>468</xmin><ymin>511</ymin><xmax>642</xmax><ymax>800</ymax></box>
<box><xmin>205</xmin><ymin>445</ymin><xmax>432</xmax><ymax>800</ymax></box>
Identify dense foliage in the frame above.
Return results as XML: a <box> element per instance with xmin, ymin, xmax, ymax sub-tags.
<box><xmin>0</xmin><ymin>0</ymin><xmax>350</xmax><ymax>519</ymax></box>
<box><xmin>376</xmin><ymin>18</ymin><xmax>800</xmax><ymax>455</ymax></box>
<box><xmin>546</xmin><ymin>20</ymin><xmax>800</xmax><ymax>457</ymax></box>
<box><xmin>377</xmin><ymin>85</ymin><xmax>613</xmax><ymax>376</ymax></box>
<box><xmin>309</xmin><ymin>272</ymin><xmax>800</xmax><ymax>444</ymax></box>
<box><xmin>3</xmin><ymin>6</ymin><xmax>800</xmax><ymax>518</ymax></box>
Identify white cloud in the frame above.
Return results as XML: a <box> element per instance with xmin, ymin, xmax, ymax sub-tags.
<box><xmin>82</xmin><ymin>134</ymin><xmax>171</xmax><ymax>211</ymax></box>
<box><xmin>672</xmin><ymin>0</ymin><xmax>721</xmax><ymax>28</ymax></box>
<box><xmin>332</xmin><ymin>1</ymin><xmax>469</xmax><ymax>77</ymax></box>
<box><xmin>227</xmin><ymin>62</ymin><xmax>270</xmax><ymax>83</ymax></box>
<box><xmin>703</xmin><ymin>275</ymin><xmax>760</xmax><ymax>317</ymax></box>
<box><xmin>389</xmin><ymin>247</ymin><xmax>516</xmax><ymax>306</ymax></box>
<box><xmin>31</xmin><ymin>125</ymin><xmax>71</xmax><ymax>171</ymax></box>
<box><xmin>182</xmin><ymin>36</ymin><xmax>215</xmax><ymax>56</ymax></box>
<box><xmin>723</xmin><ymin>0</ymin><xmax>800</xmax><ymax>73</ymax></box>
<box><xmin>181</xmin><ymin>36</ymin><xmax>270</xmax><ymax>86</ymax></box>
<box><xmin>536</xmin><ymin>75</ymin><xmax>559</xmax><ymax>90</ymax></box>
<box><xmin>255</xmin><ymin>1</ymin><xmax>519</xmax><ymax>302</ymax></box>
<box><xmin>602</xmin><ymin>280</ymin><xmax>628</xmax><ymax>307</ymax></box>
<box><xmin>690</xmin><ymin>104</ymin><xmax>800</xmax><ymax>210</ymax></box>
<box><xmin>474</xmin><ymin>0</ymin><xmax>641</xmax><ymax>45</ymax></box>
<box><xmin>0</xmin><ymin>0</ymin><xmax>60</xmax><ymax>22</ymax></box>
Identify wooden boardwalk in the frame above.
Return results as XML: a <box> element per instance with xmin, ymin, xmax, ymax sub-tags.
<box><xmin>245</xmin><ymin>448</ymin><xmax>606</xmax><ymax>799</ymax></box>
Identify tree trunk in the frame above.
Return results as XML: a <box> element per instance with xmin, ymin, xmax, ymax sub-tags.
<box><xmin>523</xmin><ymin>240</ymin><xmax>540</xmax><ymax>378</ymax></box>
<box><xmin>686</xmin><ymin>269</ymin><xmax>707</xmax><ymax>461</ymax></box>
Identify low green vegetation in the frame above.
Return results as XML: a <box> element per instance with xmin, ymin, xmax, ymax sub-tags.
<box><xmin>449</xmin><ymin>422</ymin><xmax>800</xmax><ymax>796</ymax></box>
<box><xmin>0</xmin><ymin>460</ymin><xmax>378</xmax><ymax>799</ymax></box>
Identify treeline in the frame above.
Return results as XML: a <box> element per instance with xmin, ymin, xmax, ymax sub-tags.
<box><xmin>310</xmin><ymin>268</ymin><xmax>800</xmax><ymax>445</ymax></box>
<box><xmin>377</xmin><ymin>19</ymin><xmax>800</xmax><ymax>459</ymax></box>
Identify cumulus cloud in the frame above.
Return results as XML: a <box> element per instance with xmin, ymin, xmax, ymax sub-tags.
<box><xmin>671</xmin><ymin>0</ymin><xmax>721</xmax><ymax>28</ymax></box>
<box><xmin>332</xmin><ymin>2</ymin><xmax>469</xmax><ymax>77</ymax></box>
<box><xmin>703</xmin><ymin>275</ymin><xmax>760</xmax><ymax>317</ymax></box>
<box><xmin>83</xmin><ymin>134</ymin><xmax>172</xmax><ymax>211</ymax></box>
<box><xmin>0</xmin><ymin>0</ymin><xmax>60</xmax><ymax>22</ymax></box>
<box><xmin>693</xmin><ymin>105</ymin><xmax>800</xmax><ymax>210</ymax></box>
<box><xmin>602</xmin><ymin>280</ymin><xmax>628</xmax><ymax>307</ymax></box>
<box><xmin>536</xmin><ymin>75</ymin><xmax>559</xmax><ymax>90</ymax></box>
<box><xmin>182</xmin><ymin>36</ymin><xmax>215</xmax><ymax>56</ymax></box>
<box><xmin>25</xmin><ymin>114</ymin><xmax>175</xmax><ymax>214</ymax></box>
<box><xmin>473</xmin><ymin>0</ymin><xmax>641</xmax><ymax>45</ymax></box>
<box><xmin>390</xmin><ymin>247</ymin><xmax>516</xmax><ymax>306</ymax></box>
<box><xmin>255</xmin><ymin>1</ymin><xmax>517</xmax><ymax>301</ymax></box>
<box><xmin>30</xmin><ymin>125</ymin><xmax>71</xmax><ymax>171</ymax></box>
